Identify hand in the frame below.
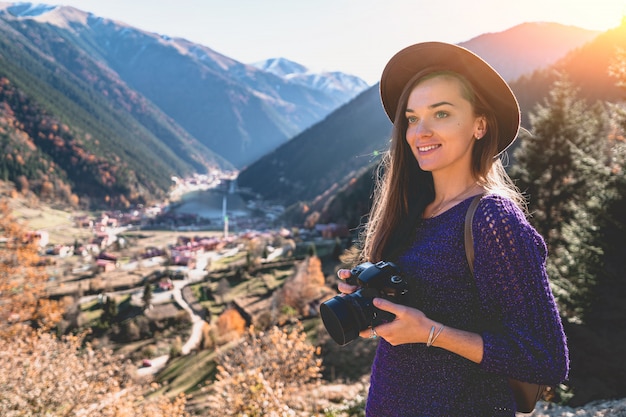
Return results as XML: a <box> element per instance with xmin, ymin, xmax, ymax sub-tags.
<box><xmin>336</xmin><ymin>268</ymin><xmax>359</xmax><ymax>294</ymax></box>
<box><xmin>358</xmin><ymin>298</ymin><xmax>436</xmax><ymax>346</ymax></box>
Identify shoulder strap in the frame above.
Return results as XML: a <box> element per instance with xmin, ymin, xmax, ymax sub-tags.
<box><xmin>463</xmin><ymin>193</ymin><xmax>546</xmax><ymax>411</ymax></box>
<box><xmin>464</xmin><ymin>194</ymin><xmax>483</xmax><ymax>275</ymax></box>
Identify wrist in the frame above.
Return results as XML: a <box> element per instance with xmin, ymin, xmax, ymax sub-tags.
<box><xmin>426</xmin><ymin>323</ymin><xmax>445</xmax><ymax>347</ymax></box>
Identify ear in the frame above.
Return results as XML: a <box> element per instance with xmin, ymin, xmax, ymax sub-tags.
<box><xmin>474</xmin><ymin>116</ymin><xmax>487</xmax><ymax>140</ymax></box>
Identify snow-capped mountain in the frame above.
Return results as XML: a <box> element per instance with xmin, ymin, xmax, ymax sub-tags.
<box><xmin>252</xmin><ymin>57</ymin><xmax>369</xmax><ymax>102</ymax></box>
<box><xmin>0</xmin><ymin>2</ymin><xmax>369</xmax><ymax>168</ymax></box>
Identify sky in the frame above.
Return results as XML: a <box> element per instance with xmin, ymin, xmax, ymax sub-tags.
<box><xmin>36</xmin><ymin>0</ymin><xmax>626</xmax><ymax>84</ymax></box>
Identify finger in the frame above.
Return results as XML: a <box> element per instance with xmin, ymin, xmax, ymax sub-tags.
<box><xmin>360</xmin><ymin>326</ymin><xmax>381</xmax><ymax>340</ymax></box>
<box><xmin>337</xmin><ymin>280</ymin><xmax>358</xmax><ymax>294</ymax></box>
<box><xmin>336</xmin><ymin>269</ymin><xmax>352</xmax><ymax>280</ymax></box>
<box><xmin>372</xmin><ymin>298</ymin><xmax>405</xmax><ymax>316</ymax></box>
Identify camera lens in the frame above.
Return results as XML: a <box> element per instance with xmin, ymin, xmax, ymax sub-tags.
<box><xmin>319</xmin><ymin>293</ymin><xmax>368</xmax><ymax>346</ymax></box>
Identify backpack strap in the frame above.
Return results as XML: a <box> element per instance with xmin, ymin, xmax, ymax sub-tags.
<box><xmin>463</xmin><ymin>193</ymin><xmax>547</xmax><ymax>412</ymax></box>
<box><xmin>464</xmin><ymin>194</ymin><xmax>483</xmax><ymax>275</ymax></box>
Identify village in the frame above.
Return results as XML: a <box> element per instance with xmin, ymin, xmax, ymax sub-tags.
<box><xmin>36</xmin><ymin>170</ymin><xmax>349</xmax><ymax>294</ymax></box>
<box><xmin>24</xmin><ymin>171</ymin><xmax>352</xmax><ymax>386</ymax></box>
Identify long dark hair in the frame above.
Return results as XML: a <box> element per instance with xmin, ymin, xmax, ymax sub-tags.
<box><xmin>360</xmin><ymin>70</ymin><xmax>524</xmax><ymax>262</ymax></box>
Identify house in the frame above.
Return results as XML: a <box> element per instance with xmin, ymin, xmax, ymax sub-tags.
<box><xmin>24</xmin><ymin>230</ymin><xmax>49</xmax><ymax>247</ymax></box>
<box><xmin>96</xmin><ymin>259</ymin><xmax>116</xmax><ymax>272</ymax></box>
<box><xmin>158</xmin><ymin>279</ymin><xmax>174</xmax><ymax>291</ymax></box>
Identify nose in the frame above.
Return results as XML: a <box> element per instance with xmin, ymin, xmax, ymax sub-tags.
<box><xmin>406</xmin><ymin>119</ymin><xmax>432</xmax><ymax>141</ymax></box>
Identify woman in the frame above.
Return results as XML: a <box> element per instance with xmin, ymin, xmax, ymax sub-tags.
<box><xmin>337</xmin><ymin>42</ymin><xmax>569</xmax><ymax>416</ymax></box>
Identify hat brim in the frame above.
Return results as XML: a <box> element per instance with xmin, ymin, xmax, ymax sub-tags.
<box><xmin>380</xmin><ymin>42</ymin><xmax>520</xmax><ymax>155</ymax></box>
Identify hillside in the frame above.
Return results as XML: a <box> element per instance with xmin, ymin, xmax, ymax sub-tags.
<box><xmin>0</xmin><ymin>2</ymin><xmax>367</xmax><ymax>208</ymax></box>
<box><xmin>318</xmin><ymin>21</ymin><xmax>626</xmax><ymax>230</ymax></box>
<box><xmin>0</xmin><ymin>4</ymin><xmax>231</xmax><ymax>207</ymax></box>
<box><xmin>237</xmin><ymin>22</ymin><xmax>601</xmax><ymax>211</ymax></box>
<box><xmin>0</xmin><ymin>23</ymin><xmax>222</xmax><ymax>207</ymax></box>
<box><xmin>237</xmin><ymin>85</ymin><xmax>391</xmax><ymax>207</ymax></box>
<box><xmin>0</xmin><ymin>3</ymin><xmax>367</xmax><ymax>168</ymax></box>
<box><xmin>511</xmin><ymin>20</ymin><xmax>626</xmax><ymax>115</ymax></box>
<box><xmin>458</xmin><ymin>22</ymin><xmax>601</xmax><ymax>82</ymax></box>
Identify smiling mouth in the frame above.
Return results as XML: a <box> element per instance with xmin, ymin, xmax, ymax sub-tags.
<box><xmin>417</xmin><ymin>144</ymin><xmax>441</xmax><ymax>152</ymax></box>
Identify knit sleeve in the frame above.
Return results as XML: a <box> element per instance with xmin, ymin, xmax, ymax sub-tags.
<box><xmin>472</xmin><ymin>195</ymin><xmax>569</xmax><ymax>385</ymax></box>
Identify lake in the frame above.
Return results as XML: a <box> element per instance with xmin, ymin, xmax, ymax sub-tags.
<box><xmin>169</xmin><ymin>189</ymin><xmax>250</xmax><ymax>220</ymax></box>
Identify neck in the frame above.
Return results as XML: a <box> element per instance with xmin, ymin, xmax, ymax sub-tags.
<box><xmin>425</xmin><ymin>177</ymin><xmax>481</xmax><ymax>218</ymax></box>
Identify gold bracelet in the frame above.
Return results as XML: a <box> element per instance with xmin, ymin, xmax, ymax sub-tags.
<box><xmin>427</xmin><ymin>324</ymin><xmax>445</xmax><ymax>347</ymax></box>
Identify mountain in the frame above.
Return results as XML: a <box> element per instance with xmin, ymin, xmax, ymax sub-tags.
<box><xmin>0</xmin><ymin>6</ymin><xmax>232</xmax><ymax>207</ymax></box>
<box><xmin>237</xmin><ymin>86</ymin><xmax>390</xmax><ymax>205</ymax></box>
<box><xmin>0</xmin><ymin>2</ymin><xmax>368</xmax><ymax>207</ymax></box>
<box><xmin>252</xmin><ymin>58</ymin><xmax>370</xmax><ymax>102</ymax></box>
<box><xmin>510</xmin><ymin>20</ymin><xmax>626</xmax><ymax>115</ymax></box>
<box><xmin>237</xmin><ymin>22</ymin><xmax>602</xmax><ymax>215</ymax></box>
<box><xmin>458</xmin><ymin>22</ymin><xmax>601</xmax><ymax>82</ymax></box>
<box><xmin>323</xmin><ymin>21</ymin><xmax>626</xmax><ymax>230</ymax></box>
<box><xmin>0</xmin><ymin>3</ymin><xmax>367</xmax><ymax>168</ymax></box>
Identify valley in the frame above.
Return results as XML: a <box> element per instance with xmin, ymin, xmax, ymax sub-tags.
<box><xmin>2</xmin><ymin>2</ymin><xmax>626</xmax><ymax>412</ymax></box>
<box><xmin>8</xmin><ymin>173</ymin><xmax>375</xmax><ymax>414</ymax></box>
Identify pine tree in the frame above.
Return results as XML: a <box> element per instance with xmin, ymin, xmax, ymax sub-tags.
<box><xmin>512</xmin><ymin>69</ymin><xmax>626</xmax><ymax>403</ymax></box>
<box><xmin>100</xmin><ymin>295</ymin><xmax>118</xmax><ymax>328</ymax></box>
<box><xmin>142</xmin><ymin>282</ymin><xmax>153</xmax><ymax>310</ymax></box>
<box><xmin>587</xmin><ymin>49</ymin><xmax>626</xmax><ymax>326</ymax></box>
<box><xmin>511</xmin><ymin>75</ymin><xmax>609</xmax><ymax>321</ymax></box>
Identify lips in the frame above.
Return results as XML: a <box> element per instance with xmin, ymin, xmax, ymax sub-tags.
<box><xmin>417</xmin><ymin>144</ymin><xmax>441</xmax><ymax>152</ymax></box>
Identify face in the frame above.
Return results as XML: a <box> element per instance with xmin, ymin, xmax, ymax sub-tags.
<box><xmin>404</xmin><ymin>75</ymin><xmax>486</xmax><ymax>179</ymax></box>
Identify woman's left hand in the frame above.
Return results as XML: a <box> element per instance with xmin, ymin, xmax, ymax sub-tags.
<box><xmin>359</xmin><ymin>298</ymin><xmax>437</xmax><ymax>345</ymax></box>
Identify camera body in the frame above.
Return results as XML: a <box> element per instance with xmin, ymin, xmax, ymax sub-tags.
<box><xmin>320</xmin><ymin>261</ymin><xmax>410</xmax><ymax>345</ymax></box>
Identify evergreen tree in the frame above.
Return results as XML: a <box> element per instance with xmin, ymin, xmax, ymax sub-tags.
<box><xmin>512</xmin><ymin>69</ymin><xmax>626</xmax><ymax>404</ymax></box>
<box><xmin>142</xmin><ymin>282</ymin><xmax>153</xmax><ymax>310</ymax></box>
<box><xmin>100</xmin><ymin>295</ymin><xmax>118</xmax><ymax>328</ymax></box>
<box><xmin>511</xmin><ymin>75</ymin><xmax>608</xmax><ymax>321</ymax></box>
<box><xmin>587</xmin><ymin>49</ymin><xmax>626</xmax><ymax>325</ymax></box>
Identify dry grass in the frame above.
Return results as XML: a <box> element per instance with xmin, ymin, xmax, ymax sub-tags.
<box><xmin>7</xmin><ymin>195</ymin><xmax>92</xmax><ymax>245</ymax></box>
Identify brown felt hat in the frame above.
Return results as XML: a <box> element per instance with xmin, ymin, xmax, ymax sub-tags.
<box><xmin>380</xmin><ymin>41</ymin><xmax>520</xmax><ymax>155</ymax></box>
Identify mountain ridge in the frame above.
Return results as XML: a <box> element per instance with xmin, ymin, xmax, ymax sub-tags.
<box><xmin>0</xmin><ymin>1</ymin><xmax>367</xmax><ymax>207</ymax></box>
<box><xmin>0</xmin><ymin>2</ymin><xmax>368</xmax><ymax>169</ymax></box>
<box><xmin>237</xmin><ymin>21</ymin><xmax>603</xmax><ymax>217</ymax></box>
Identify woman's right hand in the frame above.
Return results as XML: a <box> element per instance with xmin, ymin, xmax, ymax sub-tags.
<box><xmin>336</xmin><ymin>268</ymin><xmax>359</xmax><ymax>294</ymax></box>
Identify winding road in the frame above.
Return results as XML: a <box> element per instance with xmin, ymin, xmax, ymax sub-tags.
<box><xmin>135</xmin><ymin>252</ymin><xmax>214</xmax><ymax>377</ymax></box>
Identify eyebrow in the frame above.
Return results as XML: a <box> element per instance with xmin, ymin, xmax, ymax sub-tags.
<box><xmin>406</xmin><ymin>101</ymin><xmax>454</xmax><ymax>113</ymax></box>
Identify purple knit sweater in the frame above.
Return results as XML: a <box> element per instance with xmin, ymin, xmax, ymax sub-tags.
<box><xmin>365</xmin><ymin>194</ymin><xmax>569</xmax><ymax>417</ymax></box>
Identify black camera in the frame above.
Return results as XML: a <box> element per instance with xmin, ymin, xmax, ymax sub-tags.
<box><xmin>320</xmin><ymin>261</ymin><xmax>410</xmax><ymax>346</ymax></box>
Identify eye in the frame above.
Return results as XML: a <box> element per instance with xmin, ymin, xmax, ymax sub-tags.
<box><xmin>407</xmin><ymin>115</ymin><xmax>418</xmax><ymax>124</ymax></box>
<box><xmin>435</xmin><ymin>111</ymin><xmax>449</xmax><ymax>119</ymax></box>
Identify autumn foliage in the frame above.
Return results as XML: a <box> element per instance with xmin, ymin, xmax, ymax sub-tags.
<box><xmin>0</xmin><ymin>330</ymin><xmax>192</xmax><ymax>416</ymax></box>
<box><xmin>0</xmin><ymin>200</ymin><xmax>62</xmax><ymax>335</ymax></box>
<box><xmin>214</xmin><ymin>305</ymin><xmax>248</xmax><ymax>344</ymax></box>
<box><xmin>0</xmin><ymin>200</ymin><xmax>194</xmax><ymax>416</ymax></box>
<box><xmin>207</xmin><ymin>324</ymin><xmax>323</xmax><ymax>416</ymax></box>
<box><xmin>279</xmin><ymin>256</ymin><xmax>330</xmax><ymax>317</ymax></box>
